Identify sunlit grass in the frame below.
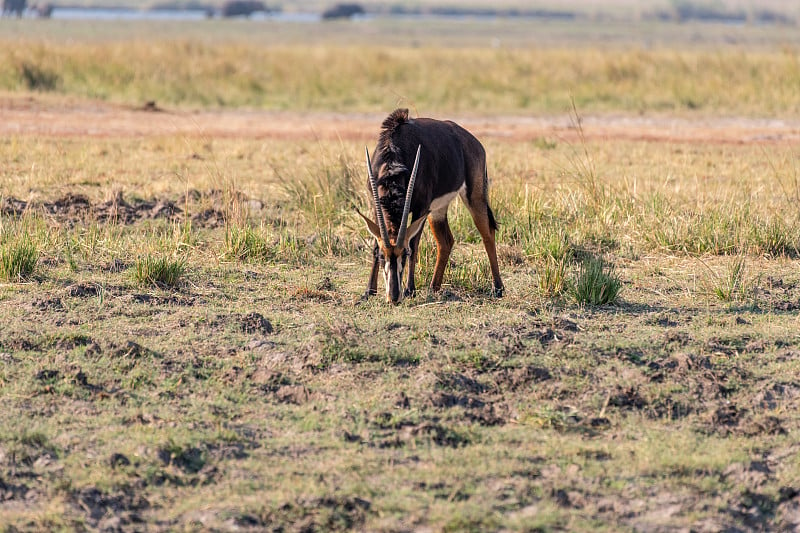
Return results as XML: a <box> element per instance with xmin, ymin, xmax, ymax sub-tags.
<box><xmin>132</xmin><ymin>253</ymin><xmax>186</xmax><ymax>288</ymax></box>
<box><xmin>0</xmin><ymin>235</ymin><xmax>38</xmax><ymax>282</ymax></box>
<box><xmin>1</xmin><ymin>42</ymin><xmax>800</xmax><ymax>117</ymax></box>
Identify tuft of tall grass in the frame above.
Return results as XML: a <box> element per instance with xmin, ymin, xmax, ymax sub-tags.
<box><xmin>0</xmin><ymin>235</ymin><xmax>38</xmax><ymax>282</ymax></box>
<box><xmin>278</xmin><ymin>150</ymin><xmax>358</xmax><ymax>225</ymax></box>
<box><xmin>570</xmin><ymin>256</ymin><xmax>622</xmax><ymax>306</ymax></box>
<box><xmin>223</xmin><ymin>224</ymin><xmax>270</xmax><ymax>262</ymax></box>
<box><xmin>537</xmin><ymin>254</ymin><xmax>569</xmax><ymax>298</ymax></box>
<box><xmin>703</xmin><ymin>256</ymin><xmax>754</xmax><ymax>303</ymax></box>
<box><xmin>132</xmin><ymin>254</ymin><xmax>185</xmax><ymax>288</ymax></box>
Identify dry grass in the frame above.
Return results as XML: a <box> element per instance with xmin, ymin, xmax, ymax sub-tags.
<box><xmin>3</xmin><ymin>43</ymin><xmax>800</xmax><ymax>116</ymax></box>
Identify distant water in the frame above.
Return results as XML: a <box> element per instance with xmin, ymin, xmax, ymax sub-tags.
<box><xmin>50</xmin><ymin>7</ymin><xmax>322</xmax><ymax>22</ymax></box>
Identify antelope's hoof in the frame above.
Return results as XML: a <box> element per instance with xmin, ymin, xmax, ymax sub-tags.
<box><xmin>494</xmin><ymin>285</ymin><xmax>504</xmax><ymax>298</ymax></box>
<box><xmin>361</xmin><ymin>290</ymin><xmax>375</xmax><ymax>301</ymax></box>
<box><xmin>404</xmin><ymin>288</ymin><xmax>416</xmax><ymax>298</ymax></box>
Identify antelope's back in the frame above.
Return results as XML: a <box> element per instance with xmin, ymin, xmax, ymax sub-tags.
<box><xmin>388</xmin><ymin>116</ymin><xmax>485</xmax><ymax>210</ymax></box>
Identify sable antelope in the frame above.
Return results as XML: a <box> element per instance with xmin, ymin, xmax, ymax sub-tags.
<box><xmin>357</xmin><ymin>108</ymin><xmax>504</xmax><ymax>304</ymax></box>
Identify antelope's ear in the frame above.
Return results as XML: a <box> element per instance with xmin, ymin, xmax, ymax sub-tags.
<box><xmin>356</xmin><ymin>207</ymin><xmax>382</xmax><ymax>241</ymax></box>
<box><xmin>403</xmin><ymin>215</ymin><xmax>428</xmax><ymax>247</ymax></box>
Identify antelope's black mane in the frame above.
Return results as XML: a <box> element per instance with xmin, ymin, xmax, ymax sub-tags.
<box><xmin>376</xmin><ymin>108</ymin><xmax>413</xmax><ymax>228</ymax></box>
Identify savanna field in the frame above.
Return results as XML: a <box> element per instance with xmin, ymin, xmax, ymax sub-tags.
<box><xmin>2</xmin><ymin>5</ymin><xmax>800</xmax><ymax>531</ymax></box>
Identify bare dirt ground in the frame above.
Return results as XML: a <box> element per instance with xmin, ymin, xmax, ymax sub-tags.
<box><xmin>3</xmin><ymin>95</ymin><xmax>800</xmax><ymax>145</ymax></box>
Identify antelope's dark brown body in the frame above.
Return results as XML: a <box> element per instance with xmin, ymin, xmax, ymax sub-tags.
<box><xmin>360</xmin><ymin>108</ymin><xmax>503</xmax><ymax>303</ymax></box>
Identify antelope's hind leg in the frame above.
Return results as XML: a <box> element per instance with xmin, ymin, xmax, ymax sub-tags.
<box><xmin>461</xmin><ymin>194</ymin><xmax>504</xmax><ymax>297</ymax></box>
<box><xmin>428</xmin><ymin>214</ymin><xmax>455</xmax><ymax>292</ymax></box>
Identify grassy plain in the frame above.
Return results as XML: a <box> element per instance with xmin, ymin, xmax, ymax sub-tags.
<box><xmin>3</xmin><ymin>24</ymin><xmax>800</xmax><ymax>115</ymax></box>
<box><xmin>2</xmin><ymin>15</ymin><xmax>800</xmax><ymax>532</ymax></box>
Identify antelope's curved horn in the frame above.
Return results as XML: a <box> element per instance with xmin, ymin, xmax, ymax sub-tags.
<box><xmin>397</xmin><ymin>144</ymin><xmax>421</xmax><ymax>246</ymax></box>
<box><xmin>366</xmin><ymin>146</ymin><xmax>390</xmax><ymax>248</ymax></box>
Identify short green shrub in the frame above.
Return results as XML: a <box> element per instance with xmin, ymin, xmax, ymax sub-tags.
<box><xmin>133</xmin><ymin>254</ymin><xmax>185</xmax><ymax>288</ymax></box>
<box><xmin>570</xmin><ymin>256</ymin><xmax>621</xmax><ymax>305</ymax></box>
<box><xmin>0</xmin><ymin>237</ymin><xmax>39</xmax><ymax>282</ymax></box>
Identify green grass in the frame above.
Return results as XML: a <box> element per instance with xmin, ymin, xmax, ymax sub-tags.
<box><xmin>0</xmin><ymin>233</ymin><xmax>39</xmax><ymax>282</ymax></box>
<box><xmin>223</xmin><ymin>224</ymin><xmax>271</xmax><ymax>262</ymax></box>
<box><xmin>705</xmin><ymin>255</ymin><xmax>755</xmax><ymax>303</ymax></box>
<box><xmin>132</xmin><ymin>253</ymin><xmax>186</xmax><ymax>287</ymax></box>
<box><xmin>569</xmin><ymin>255</ymin><xmax>622</xmax><ymax>305</ymax></box>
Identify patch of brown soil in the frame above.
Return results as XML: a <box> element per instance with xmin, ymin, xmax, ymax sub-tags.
<box><xmin>2</xmin><ymin>96</ymin><xmax>800</xmax><ymax>145</ymax></box>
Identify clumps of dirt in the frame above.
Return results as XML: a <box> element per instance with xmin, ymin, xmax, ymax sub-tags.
<box><xmin>777</xmin><ymin>491</ymin><xmax>800</xmax><ymax>530</ymax></box>
<box><xmin>73</xmin><ymin>369</ymin><xmax>104</xmax><ymax>393</ymax></box>
<box><xmin>755</xmin><ymin>276</ymin><xmax>800</xmax><ymax>311</ymax></box>
<box><xmin>0</xmin><ymin>188</ymin><xmax>258</xmax><ymax>228</ymax></box>
<box><xmin>252</xmin><ymin>370</ymin><xmax>315</xmax><ymax>405</ymax></box>
<box><xmin>354</xmin><ymin>410</ymin><xmax>472</xmax><ymax>449</ymax></box>
<box><xmin>0</xmin><ymin>478</ymin><xmax>33</xmax><ymax>502</ymax></box>
<box><xmin>754</xmin><ymin>382</ymin><xmax>800</xmax><ymax>411</ymax></box>
<box><xmin>705</xmin><ymin>402</ymin><xmax>787</xmax><ymax>437</ymax></box>
<box><xmin>602</xmin><ymin>385</ymin><xmax>645</xmax><ymax>412</ymax></box>
<box><xmin>0</xmin><ymin>434</ymin><xmax>60</xmax><ymax>501</ymax></box>
<box><xmin>274</xmin><ymin>385</ymin><xmax>312</xmax><ymax>405</ymax></box>
<box><xmin>128</xmin><ymin>293</ymin><xmax>196</xmax><ymax>306</ymax></box>
<box><xmin>415</xmin><ymin>480</ymin><xmax>471</xmax><ymax>502</ymax></box>
<box><xmin>436</xmin><ymin>371</ymin><xmax>489</xmax><ymax>395</ymax></box>
<box><xmin>206</xmin><ymin>437</ymin><xmax>260</xmax><ymax>462</ymax></box>
<box><xmin>428</xmin><ymin>391</ymin><xmax>486</xmax><ymax>410</ymax></box>
<box><xmin>1</xmin><ymin>337</ymin><xmax>40</xmax><ymax>353</ymax></box>
<box><xmin>494</xmin><ymin>365</ymin><xmax>553</xmax><ymax>392</ymax></box>
<box><xmin>427</xmin><ymin>390</ymin><xmax>508</xmax><ymax>427</ymax></box>
<box><xmin>34</xmin><ymin>368</ymin><xmax>60</xmax><ymax>383</ymax></box>
<box><xmin>711</xmin><ymin>403</ymin><xmax>742</xmax><ymax>434</ymax></box>
<box><xmin>240</xmin><ymin>312</ymin><xmax>273</xmax><ymax>335</ymax></box>
<box><xmin>71</xmin><ymin>485</ymin><xmax>150</xmax><ymax>530</ymax></box>
<box><xmin>262</xmin><ymin>496</ymin><xmax>371</xmax><ymax>532</ymax></box>
<box><xmin>291</xmin><ymin>285</ymin><xmax>340</xmax><ymax>303</ymax></box>
<box><xmin>427</xmin><ymin>370</ymin><xmax>512</xmax><ymax>426</ymax></box>
<box><xmin>157</xmin><ymin>445</ymin><xmax>206</xmax><ymax>475</ymax></box>
<box><xmin>27</xmin><ymin>296</ymin><xmax>65</xmax><ymax>313</ymax></box>
<box><xmin>109</xmin><ymin>453</ymin><xmax>131</xmax><ymax>469</ymax></box>
<box><xmin>108</xmin><ymin>340</ymin><xmax>153</xmax><ymax>361</ymax></box>
<box><xmin>140</xmin><ymin>100</ymin><xmax>163</xmax><ymax>112</ymax></box>
<box><xmin>65</xmin><ymin>282</ymin><xmax>102</xmax><ymax>298</ymax></box>
<box><xmin>488</xmin><ymin>315</ymin><xmax>577</xmax><ymax>357</ymax></box>
<box><xmin>52</xmin><ymin>334</ymin><xmax>94</xmax><ymax>352</ymax></box>
<box><xmin>646</xmin><ymin>350</ymin><xmax>748</xmax><ymax>398</ymax></box>
<box><xmin>719</xmin><ymin>460</ymin><xmax>800</xmax><ymax>530</ymax></box>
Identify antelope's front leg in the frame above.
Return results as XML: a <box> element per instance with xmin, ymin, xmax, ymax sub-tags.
<box><xmin>404</xmin><ymin>231</ymin><xmax>423</xmax><ymax>298</ymax></box>
<box><xmin>363</xmin><ymin>241</ymin><xmax>380</xmax><ymax>299</ymax></box>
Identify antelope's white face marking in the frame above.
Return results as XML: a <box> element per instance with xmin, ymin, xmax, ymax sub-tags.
<box><xmin>383</xmin><ymin>250</ymin><xmax>406</xmax><ymax>303</ymax></box>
